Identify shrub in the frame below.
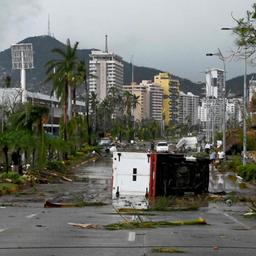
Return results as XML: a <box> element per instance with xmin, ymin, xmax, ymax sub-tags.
<box><xmin>218</xmin><ymin>155</ymin><xmax>241</xmax><ymax>173</ymax></box>
<box><xmin>150</xmin><ymin>197</ymin><xmax>170</xmax><ymax>211</ymax></box>
<box><xmin>0</xmin><ymin>183</ymin><xmax>18</xmax><ymax>194</ymax></box>
<box><xmin>237</xmin><ymin>163</ymin><xmax>256</xmax><ymax>181</ymax></box>
<box><xmin>0</xmin><ymin>172</ymin><xmax>26</xmax><ymax>184</ymax></box>
<box><xmin>46</xmin><ymin>161</ymin><xmax>66</xmax><ymax>172</ymax></box>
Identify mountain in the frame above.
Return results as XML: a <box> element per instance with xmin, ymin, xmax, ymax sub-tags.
<box><xmin>226</xmin><ymin>73</ymin><xmax>255</xmax><ymax>97</ymax></box>
<box><xmin>0</xmin><ymin>35</ymin><xmax>206</xmax><ymax>96</ymax></box>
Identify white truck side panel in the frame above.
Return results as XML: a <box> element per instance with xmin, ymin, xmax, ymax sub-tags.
<box><xmin>112</xmin><ymin>152</ymin><xmax>150</xmax><ymax>209</ymax></box>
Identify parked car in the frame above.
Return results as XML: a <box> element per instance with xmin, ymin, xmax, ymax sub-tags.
<box><xmin>156</xmin><ymin>141</ymin><xmax>169</xmax><ymax>153</ymax></box>
<box><xmin>98</xmin><ymin>137</ymin><xmax>112</xmax><ymax>146</ymax></box>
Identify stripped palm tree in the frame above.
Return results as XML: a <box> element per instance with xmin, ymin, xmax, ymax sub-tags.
<box><xmin>45</xmin><ymin>39</ymin><xmax>79</xmax><ymax>142</ymax></box>
<box><xmin>89</xmin><ymin>91</ymin><xmax>99</xmax><ymax>138</ymax></box>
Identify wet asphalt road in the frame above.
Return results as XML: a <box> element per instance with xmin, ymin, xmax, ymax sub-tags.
<box><xmin>0</xmin><ymin>157</ymin><xmax>256</xmax><ymax>256</ymax></box>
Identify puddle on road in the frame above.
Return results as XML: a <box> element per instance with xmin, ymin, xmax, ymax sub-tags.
<box><xmin>73</xmin><ymin>157</ymin><xmax>113</xmax><ymax>204</ymax></box>
<box><xmin>75</xmin><ymin>157</ymin><xmax>112</xmax><ymax>179</ymax></box>
<box><xmin>209</xmin><ymin>165</ymin><xmax>245</xmax><ymax>194</ymax></box>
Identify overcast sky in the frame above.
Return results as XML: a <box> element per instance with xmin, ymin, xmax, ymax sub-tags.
<box><xmin>1</xmin><ymin>0</ymin><xmax>255</xmax><ymax>82</ymax></box>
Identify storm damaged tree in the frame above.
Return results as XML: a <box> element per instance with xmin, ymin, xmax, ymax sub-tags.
<box><xmin>45</xmin><ymin>39</ymin><xmax>79</xmax><ymax>145</ymax></box>
<box><xmin>231</xmin><ymin>3</ymin><xmax>256</xmax><ymax>55</ymax></box>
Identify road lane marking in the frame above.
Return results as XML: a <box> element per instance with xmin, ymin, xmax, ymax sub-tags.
<box><xmin>222</xmin><ymin>212</ymin><xmax>250</xmax><ymax>230</ymax></box>
<box><xmin>128</xmin><ymin>232</ymin><xmax>136</xmax><ymax>241</ymax></box>
<box><xmin>26</xmin><ymin>213</ymin><xmax>38</xmax><ymax>219</ymax></box>
<box><xmin>0</xmin><ymin>228</ymin><xmax>7</xmax><ymax>232</ymax></box>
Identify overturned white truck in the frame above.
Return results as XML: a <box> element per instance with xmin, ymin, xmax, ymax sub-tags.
<box><xmin>112</xmin><ymin>152</ymin><xmax>209</xmax><ymax>208</ymax></box>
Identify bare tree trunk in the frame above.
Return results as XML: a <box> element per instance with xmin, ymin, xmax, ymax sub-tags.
<box><xmin>3</xmin><ymin>145</ymin><xmax>9</xmax><ymax>173</ymax></box>
<box><xmin>67</xmin><ymin>85</ymin><xmax>72</xmax><ymax>120</ymax></box>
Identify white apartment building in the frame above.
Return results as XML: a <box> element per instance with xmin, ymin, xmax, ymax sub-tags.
<box><xmin>200</xmin><ymin>68</ymin><xmax>225</xmax><ymax>143</ymax></box>
<box><xmin>226</xmin><ymin>98</ymin><xmax>241</xmax><ymax>127</ymax></box>
<box><xmin>89</xmin><ymin>50</ymin><xmax>124</xmax><ymax>102</ymax></box>
<box><xmin>178</xmin><ymin>91</ymin><xmax>199</xmax><ymax>126</ymax></box>
<box><xmin>198</xmin><ymin>98</ymin><xmax>222</xmax><ymax>143</ymax></box>
<box><xmin>205</xmin><ymin>68</ymin><xmax>224</xmax><ymax>98</ymax></box>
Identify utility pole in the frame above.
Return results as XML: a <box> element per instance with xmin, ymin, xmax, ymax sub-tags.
<box><xmin>206</xmin><ymin>49</ymin><xmax>231</xmax><ymax>160</ymax></box>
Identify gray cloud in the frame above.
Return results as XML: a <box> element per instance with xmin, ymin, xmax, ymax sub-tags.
<box><xmin>0</xmin><ymin>0</ymin><xmax>41</xmax><ymax>48</ymax></box>
<box><xmin>1</xmin><ymin>0</ymin><xmax>255</xmax><ymax>81</ymax></box>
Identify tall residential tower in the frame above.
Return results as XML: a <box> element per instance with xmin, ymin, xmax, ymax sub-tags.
<box><xmin>154</xmin><ymin>73</ymin><xmax>179</xmax><ymax>125</ymax></box>
<box><xmin>89</xmin><ymin>37</ymin><xmax>124</xmax><ymax>102</ymax></box>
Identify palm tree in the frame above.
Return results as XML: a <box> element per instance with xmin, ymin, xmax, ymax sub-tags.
<box><xmin>72</xmin><ymin>60</ymin><xmax>87</xmax><ymax>116</ymax></box>
<box><xmin>8</xmin><ymin>103</ymin><xmax>49</xmax><ymax>168</ymax></box>
<box><xmin>74</xmin><ymin>60</ymin><xmax>94</xmax><ymax>145</ymax></box>
<box><xmin>122</xmin><ymin>91</ymin><xmax>140</xmax><ymax>135</ymax></box>
<box><xmin>89</xmin><ymin>92</ymin><xmax>99</xmax><ymax>143</ymax></box>
<box><xmin>122</xmin><ymin>91</ymin><xmax>133</xmax><ymax>125</ymax></box>
<box><xmin>9</xmin><ymin>103</ymin><xmax>49</xmax><ymax>134</ymax></box>
<box><xmin>45</xmin><ymin>39</ymin><xmax>79</xmax><ymax>142</ymax></box>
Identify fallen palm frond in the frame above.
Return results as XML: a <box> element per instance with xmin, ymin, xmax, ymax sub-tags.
<box><xmin>152</xmin><ymin>247</ymin><xmax>185</xmax><ymax>253</ymax></box>
<box><xmin>110</xmin><ymin>211</ymin><xmax>156</xmax><ymax>216</ymax></box>
<box><xmin>68</xmin><ymin>217</ymin><xmax>207</xmax><ymax>231</ymax></box>
<box><xmin>105</xmin><ymin>217</ymin><xmax>207</xmax><ymax>230</ymax></box>
<box><xmin>44</xmin><ymin>200</ymin><xmax>106</xmax><ymax>208</ymax></box>
<box><xmin>68</xmin><ymin>222</ymin><xmax>103</xmax><ymax>229</ymax></box>
<box><xmin>244</xmin><ymin>202</ymin><xmax>256</xmax><ymax>217</ymax></box>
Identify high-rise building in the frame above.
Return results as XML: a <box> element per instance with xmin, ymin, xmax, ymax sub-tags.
<box><xmin>123</xmin><ymin>80</ymin><xmax>163</xmax><ymax>122</ymax></box>
<box><xmin>123</xmin><ymin>83</ymin><xmax>149</xmax><ymax>122</ymax></box>
<box><xmin>178</xmin><ymin>91</ymin><xmax>199</xmax><ymax>127</ymax></box>
<box><xmin>170</xmin><ymin>79</ymin><xmax>180</xmax><ymax>123</ymax></box>
<box><xmin>89</xmin><ymin>49</ymin><xmax>124</xmax><ymax>102</ymax></box>
<box><xmin>226</xmin><ymin>98</ymin><xmax>241</xmax><ymax>128</ymax></box>
<box><xmin>205</xmin><ymin>68</ymin><xmax>224</xmax><ymax>98</ymax></box>
<box><xmin>154</xmin><ymin>73</ymin><xmax>179</xmax><ymax>125</ymax></box>
<box><xmin>202</xmin><ymin>68</ymin><xmax>225</xmax><ymax>143</ymax></box>
<box><xmin>141</xmin><ymin>80</ymin><xmax>163</xmax><ymax>122</ymax></box>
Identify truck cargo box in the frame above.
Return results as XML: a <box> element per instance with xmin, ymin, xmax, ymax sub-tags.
<box><xmin>112</xmin><ymin>152</ymin><xmax>209</xmax><ymax>209</ymax></box>
<box><xmin>149</xmin><ymin>153</ymin><xmax>209</xmax><ymax>198</ymax></box>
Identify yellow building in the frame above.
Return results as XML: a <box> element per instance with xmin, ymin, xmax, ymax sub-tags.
<box><xmin>123</xmin><ymin>83</ymin><xmax>149</xmax><ymax>122</ymax></box>
<box><xmin>154</xmin><ymin>72</ymin><xmax>180</xmax><ymax>125</ymax></box>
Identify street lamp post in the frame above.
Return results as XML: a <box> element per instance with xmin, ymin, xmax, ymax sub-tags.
<box><xmin>243</xmin><ymin>47</ymin><xmax>247</xmax><ymax>165</ymax></box>
<box><xmin>206</xmin><ymin>49</ymin><xmax>227</xmax><ymax>160</ymax></box>
<box><xmin>222</xmin><ymin>27</ymin><xmax>247</xmax><ymax>165</ymax></box>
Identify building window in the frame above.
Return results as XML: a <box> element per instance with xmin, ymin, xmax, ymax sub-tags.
<box><xmin>132</xmin><ymin>168</ymin><xmax>137</xmax><ymax>181</ymax></box>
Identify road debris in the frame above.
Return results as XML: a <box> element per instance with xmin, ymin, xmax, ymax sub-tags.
<box><xmin>105</xmin><ymin>217</ymin><xmax>207</xmax><ymax>230</ymax></box>
<box><xmin>44</xmin><ymin>199</ymin><xmax>106</xmax><ymax>208</ymax></box>
<box><xmin>68</xmin><ymin>217</ymin><xmax>207</xmax><ymax>230</ymax></box>
<box><xmin>44</xmin><ymin>200</ymin><xmax>76</xmax><ymax>208</ymax></box>
<box><xmin>244</xmin><ymin>202</ymin><xmax>256</xmax><ymax>217</ymax></box>
<box><xmin>151</xmin><ymin>247</ymin><xmax>185</xmax><ymax>253</ymax></box>
<box><xmin>62</xmin><ymin>176</ymin><xmax>73</xmax><ymax>182</ymax></box>
<box><xmin>68</xmin><ymin>222</ymin><xmax>103</xmax><ymax>229</ymax></box>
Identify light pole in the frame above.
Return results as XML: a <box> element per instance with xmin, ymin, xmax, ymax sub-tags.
<box><xmin>242</xmin><ymin>47</ymin><xmax>247</xmax><ymax>166</ymax></box>
<box><xmin>206</xmin><ymin>49</ymin><xmax>227</xmax><ymax>159</ymax></box>
<box><xmin>222</xmin><ymin>27</ymin><xmax>247</xmax><ymax>165</ymax></box>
